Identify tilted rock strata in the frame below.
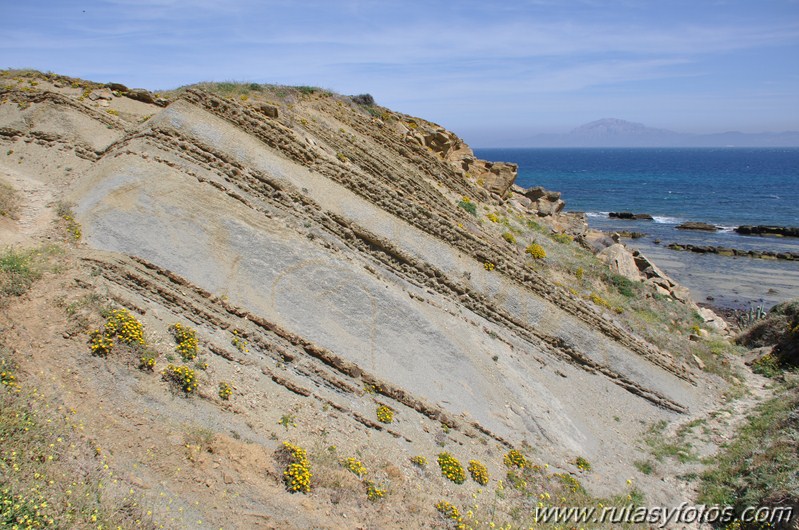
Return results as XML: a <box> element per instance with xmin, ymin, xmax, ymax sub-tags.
<box><xmin>0</xmin><ymin>78</ymin><xmax>720</xmax><ymax>493</ymax></box>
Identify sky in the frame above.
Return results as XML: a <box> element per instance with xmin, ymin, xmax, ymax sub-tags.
<box><xmin>2</xmin><ymin>0</ymin><xmax>798</xmax><ymax>146</ymax></box>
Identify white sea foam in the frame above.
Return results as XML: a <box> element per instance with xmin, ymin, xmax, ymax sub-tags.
<box><xmin>585</xmin><ymin>211</ymin><xmax>609</xmax><ymax>218</ymax></box>
<box><xmin>652</xmin><ymin>216</ymin><xmax>684</xmax><ymax>224</ymax></box>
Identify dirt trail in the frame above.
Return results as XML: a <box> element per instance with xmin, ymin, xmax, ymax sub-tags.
<box><xmin>640</xmin><ymin>353</ymin><xmax>774</xmax><ymax>515</ymax></box>
<box><xmin>0</xmin><ymin>166</ymin><xmax>55</xmax><ymax>246</ymax></box>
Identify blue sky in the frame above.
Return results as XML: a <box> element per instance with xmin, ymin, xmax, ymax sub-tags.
<box><xmin>2</xmin><ymin>0</ymin><xmax>798</xmax><ymax>146</ymax></box>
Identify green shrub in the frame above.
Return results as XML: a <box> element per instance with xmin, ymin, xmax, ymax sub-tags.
<box><xmin>502</xmin><ymin>232</ymin><xmax>516</xmax><ymax>244</ymax></box>
<box><xmin>218</xmin><ymin>381</ymin><xmax>232</xmax><ymax>400</ymax></box>
<box><xmin>162</xmin><ymin>364</ymin><xmax>198</xmax><ymax>394</ymax></box>
<box><xmin>609</xmin><ymin>274</ymin><xmax>638</xmax><ymax>297</ymax></box>
<box><xmin>169</xmin><ymin>323</ymin><xmax>198</xmax><ymax>361</ymax></box>
<box><xmin>525</xmin><ymin>243</ymin><xmax>546</xmax><ymax>260</ymax></box>
<box><xmin>437</xmin><ymin>452</ymin><xmax>466</xmax><ymax>484</ymax></box>
<box><xmin>0</xmin><ymin>248</ymin><xmax>40</xmax><ymax>297</ymax></box>
<box><xmin>752</xmin><ymin>354</ymin><xmax>781</xmax><ymax>378</ymax></box>
<box><xmin>351</xmin><ymin>94</ymin><xmax>375</xmax><ymax>106</ymax></box>
<box><xmin>410</xmin><ymin>455</ymin><xmax>427</xmax><ymax>468</ymax></box>
<box><xmin>467</xmin><ymin>460</ymin><xmax>489</xmax><ymax>485</ymax></box>
<box><xmin>457</xmin><ymin>198</ymin><xmax>477</xmax><ymax>216</ymax></box>
<box><xmin>575</xmin><ymin>456</ymin><xmax>592</xmax><ymax>472</ymax></box>
<box><xmin>503</xmin><ymin>449</ymin><xmax>528</xmax><ymax>469</ymax></box>
<box><xmin>282</xmin><ymin>442</ymin><xmax>312</xmax><ymax>493</ymax></box>
<box><xmin>376</xmin><ymin>405</ymin><xmax>394</xmax><ymax>423</ymax></box>
<box><xmin>342</xmin><ymin>457</ymin><xmax>368</xmax><ymax>478</ymax></box>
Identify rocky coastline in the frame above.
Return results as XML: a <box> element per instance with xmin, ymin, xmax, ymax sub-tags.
<box><xmin>736</xmin><ymin>225</ymin><xmax>799</xmax><ymax>238</ymax></box>
<box><xmin>667</xmin><ymin>243</ymin><xmax>799</xmax><ymax>261</ymax></box>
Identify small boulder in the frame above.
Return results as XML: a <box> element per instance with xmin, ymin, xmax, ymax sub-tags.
<box><xmin>105</xmin><ymin>82</ymin><xmax>129</xmax><ymax>92</ymax></box>
<box><xmin>89</xmin><ymin>88</ymin><xmax>114</xmax><ymax>101</ymax></box>
<box><xmin>125</xmin><ymin>88</ymin><xmax>156</xmax><ymax>104</ymax></box>
<box><xmin>677</xmin><ymin>222</ymin><xmax>718</xmax><ymax>231</ymax></box>
<box><xmin>598</xmin><ymin>244</ymin><xmax>642</xmax><ymax>281</ymax></box>
<box><xmin>259</xmin><ymin>104</ymin><xmax>279</xmax><ymax>118</ymax></box>
<box><xmin>692</xmin><ymin>354</ymin><xmax>706</xmax><ymax>369</ymax></box>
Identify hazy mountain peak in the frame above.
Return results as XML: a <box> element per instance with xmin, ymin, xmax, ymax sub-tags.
<box><xmin>569</xmin><ymin>118</ymin><xmax>679</xmax><ymax>141</ymax></box>
<box><xmin>512</xmin><ymin>118</ymin><xmax>799</xmax><ymax>148</ymax></box>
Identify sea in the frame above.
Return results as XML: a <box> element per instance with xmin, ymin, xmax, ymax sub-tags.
<box><xmin>474</xmin><ymin>147</ymin><xmax>799</xmax><ymax>310</ymax></box>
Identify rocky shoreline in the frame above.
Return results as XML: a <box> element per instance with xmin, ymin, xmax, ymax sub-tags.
<box><xmin>735</xmin><ymin>225</ymin><xmax>799</xmax><ymax>238</ymax></box>
<box><xmin>667</xmin><ymin>243</ymin><xmax>799</xmax><ymax>261</ymax></box>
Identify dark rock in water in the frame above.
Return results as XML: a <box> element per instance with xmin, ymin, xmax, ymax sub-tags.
<box><xmin>677</xmin><ymin>222</ymin><xmax>718</xmax><ymax>231</ymax></box>
<box><xmin>617</xmin><ymin>231</ymin><xmax>646</xmax><ymax>239</ymax></box>
<box><xmin>609</xmin><ymin>212</ymin><xmax>653</xmax><ymax>220</ymax></box>
<box><xmin>736</xmin><ymin>225</ymin><xmax>799</xmax><ymax>238</ymax></box>
<box><xmin>667</xmin><ymin>243</ymin><xmax>799</xmax><ymax>261</ymax></box>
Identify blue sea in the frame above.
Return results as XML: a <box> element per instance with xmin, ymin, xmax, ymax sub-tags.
<box><xmin>475</xmin><ymin>148</ymin><xmax>799</xmax><ymax>309</ymax></box>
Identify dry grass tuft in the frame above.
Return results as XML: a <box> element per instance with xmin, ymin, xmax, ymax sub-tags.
<box><xmin>0</xmin><ymin>181</ymin><xmax>20</xmax><ymax>220</ymax></box>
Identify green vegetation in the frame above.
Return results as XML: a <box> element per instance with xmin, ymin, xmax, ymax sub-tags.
<box><xmin>467</xmin><ymin>459</ymin><xmax>489</xmax><ymax>485</ymax></box>
<box><xmin>644</xmin><ymin>420</ymin><xmax>698</xmax><ymax>464</ymax></box>
<box><xmin>161</xmin><ymin>364</ymin><xmax>198</xmax><ymax>394</ymax></box>
<box><xmin>0</xmin><ymin>247</ymin><xmax>41</xmax><ymax>298</ymax></box>
<box><xmin>437</xmin><ymin>452</ymin><xmax>466</xmax><ymax>484</ymax></box>
<box><xmin>55</xmin><ymin>202</ymin><xmax>82</xmax><ymax>241</ymax></box>
<box><xmin>503</xmin><ymin>449</ymin><xmax>528</xmax><ymax>469</ymax></box>
<box><xmin>737</xmin><ymin>299</ymin><xmax>799</xmax><ymax>374</ymax></box>
<box><xmin>457</xmin><ymin>198</ymin><xmax>477</xmax><ymax>216</ymax></box>
<box><xmin>0</xmin><ymin>345</ymin><xmax>154</xmax><ymax>528</ymax></box>
<box><xmin>608</xmin><ymin>273</ymin><xmax>639</xmax><ymax>297</ymax></box>
<box><xmin>525</xmin><ymin>242</ymin><xmax>546</xmax><ymax>259</ymax></box>
<box><xmin>376</xmin><ymin>404</ymin><xmax>394</xmax><ymax>424</ymax></box>
<box><xmin>169</xmin><ymin>322</ymin><xmax>199</xmax><ymax>361</ymax></box>
<box><xmin>699</xmin><ymin>377</ymin><xmax>799</xmax><ymax>527</ymax></box>
<box><xmin>281</xmin><ymin>441</ymin><xmax>312</xmax><ymax>493</ymax></box>
<box><xmin>410</xmin><ymin>455</ymin><xmax>428</xmax><ymax>468</ymax></box>
<box><xmin>634</xmin><ymin>460</ymin><xmax>655</xmax><ymax>475</ymax></box>
<box><xmin>218</xmin><ymin>381</ymin><xmax>233</xmax><ymax>400</ymax></box>
<box><xmin>574</xmin><ymin>456</ymin><xmax>592</xmax><ymax>472</ymax></box>
<box><xmin>551</xmin><ymin>233</ymin><xmax>573</xmax><ymax>244</ymax></box>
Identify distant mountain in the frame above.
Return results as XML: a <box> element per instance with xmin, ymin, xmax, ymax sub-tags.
<box><xmin>523</xmin><ymin>118</ymin><xmax>799</xmax><ymax>147</ymax></box>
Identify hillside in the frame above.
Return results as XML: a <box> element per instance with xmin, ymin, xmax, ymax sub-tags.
<box><xmin>0</xmin><ymin>70</ymin><xmax>781</xmax><ymax>529</ymax></box>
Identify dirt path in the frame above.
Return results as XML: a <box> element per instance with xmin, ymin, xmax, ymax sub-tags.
<box><xmin>639</xmin><ymin>353</ymin><xmax>773</xmax><ymax>527</ymax></box>
<box><xmin>0</xmin><ymin>165</ymin><xmax>56</xmax><ymax>246</ymax></box>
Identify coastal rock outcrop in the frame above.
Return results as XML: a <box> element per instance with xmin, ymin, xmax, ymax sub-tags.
<box><xmin>598</xmin><ymin>244</ymin><xmax>642</xmax><ymax>281</ymax></box>
<box><xmin>398</xmin><ymin>118</ymin><xmax>519</xmax><ymax>197</ymax></box>
<box><xmin>465</xmin><ymin>158</ymin><xmax>518</xmax><ymax>196</ymax></box>
<box><xmin>609</xmin><ymin>212</ymin><xmax>654</xmax><ymax>220</ymax></box>
<box><xmin>667</xmin><ymin>243</ymin><xmax>799</xmax><ymax>261</ymax></box>
<box><xmin>677</xmin><ymin>222</ymin><xmax>718</xmax><ymax>231</ymax></box>
<box><xmin>508</xmin><ymin>185</ymin><xmax>566</xmax><ymax>216</ymax></box>
<box><xmin>736</xmin><ymin>225</ymin><xmax>799</xmax><ymax>238</ymax></box>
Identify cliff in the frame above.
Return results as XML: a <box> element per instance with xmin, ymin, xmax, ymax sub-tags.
<box><xmin>0</xmin><ymin>70</ymin><xmax>758</xmax><ymax>529</ymax></box>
